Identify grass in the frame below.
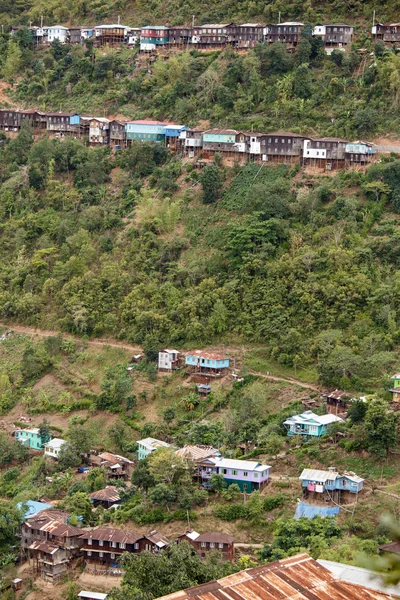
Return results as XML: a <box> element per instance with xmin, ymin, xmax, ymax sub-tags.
<box><xmin>243</xmin><ymin>349</ymin><xmax>319</xmax><ymax>385</ymax></box>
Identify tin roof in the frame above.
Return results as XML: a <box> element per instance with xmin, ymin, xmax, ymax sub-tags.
<box><xmin>185</xmin><ymin>350</ymin><xmax>229</xmax><ymax>360</ymax></box>
<box><xmin>175</xmin><ymin>445</ymin><xmax>219</xmax><ymax>461</ymax></box>
<box><xmin>98</xmin><ymin>451</ymin><xmax>134</xmax><ymax>465</ymax></box>
<box><xmin>199</xmin><ymin>24</ymin><xmax>232</xmax><ymax>28</ymax></box>
<box><xmin>126</xmin><ymin>120</ymin><xmax>167</xmax><ymax>126</ymax></box>
<box><xmin>28</xmin><ymin>519</ymin><xmax>82</xmax><ymax>537</ymax></box>
<box><xmin>89</xmin><ymin>486</ymin><xmax>121</xmax><ymax>502</ymax></box>
<box><xmin>211</xmin><ymin>457</ymin><xmax>271</xmax><ymax>472</ymax></box>
<box><xmin>299</xmin><ymin>468</ymin><xmax>338</xmax><ymax>482</ymax></box>
<box><xmin>44</xmin><ymin>438</ymin><xmax>66</xmax><ymax>450</ymax></box>
<box><xmin>146</xmin><ymin>530</ymin><xmax>169</xmax><ymax>547</ymax></box>
<box><xmin>29</xmin><ymin>540</ymin><xmax>61</xmax><ymax>554</ymax></box>
<box><xmin>28</xmin><ymin>509</ymin><xmax>71</xmax><ymax>523</ymax></box>
<box><xmin>137</xmin><ymin>437</ymin><xmax>170</xmax><ymax>451</ymax></box>
<box><xmin>203</xmin><ymin>128</ymin><xmax>238</xmax><ymax>136</ymax></box>
<box><xmin>17</xmin><ymin>500</ymin><xmax>53</xmax><ymax>519</ymax></box>
<box><xmin>78</xmin><ymin>593</ymin><xmax>108</xmax><ymax>600</ymax></box>
<box><xmin>155</xmin><ymin>553</ymin><xmax>395</xmax><ymax>600</ymax></box>
<box><xmin>81</xmin><ymin>527</ymin><xmax>143</xmax><ymax>544</ymax></box>
<box><xmin>318</xmin><ymin>560</ymin><xmax>400</xmax><ymax>596</ymax></box>
<box><xmin>294</xmin><ymin>502</ymin><xmax>340</xmax><ymax>520</ymax></box>
<box><xmin>284</xmin><ymin>410</ymin><xmax>343</xmax><ymax>426</ymax></box>
<box><xmin>267</xmin><ymin>132</ymin><xmax>306</xmax><ymax>138</ymax></box>
<box><xmin>391</xmin><ymin>373</ymin><xmax>400</xmax><ymax>379</ymax></box>
<box><xmin>322</xmin><ymin>389</ymin><xmax>349</xmax><ymax>400</ymax></box>
<box><xmin>379</xmin><ymin>541</ymin><xmax>400</xmax><ymax>554</ymax></box>
<box><xmin>310</xmin><ymin>136</ymin><xmax>348</xmax><ymax>143</ymax></box>
<box><xmin>196</xmin><ymin>532</ymin><xmax>234</xmax><ymax>544</ymax></box>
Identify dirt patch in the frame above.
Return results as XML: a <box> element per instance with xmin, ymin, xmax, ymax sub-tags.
<box><xmin>32</xmin><ymin>373</ymin><xmax>67</xmax><ymax>392</ymax></box>
<box><xmin>77</xmin><ymin>570</ymin><xmax>122</xmax><ymax>592</ymax></box>
<box><xmin>0</xmin><ymin>81</ymin><xmax>16</xmax><ymax>107</ymax></box>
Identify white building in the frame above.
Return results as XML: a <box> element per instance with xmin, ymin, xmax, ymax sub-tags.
<box><xmin>137</xmin><ymin>437</ymin><xmax>170</xmax><ymax>460</ymax></box>
<box><xmin>158</xmin><ymin>349</ymin><xmax>180</xmax><ymax>371</ymax></box>
<box><xmin>47</xmin><ymin>26</ymin><xmax>69</xmax><ymax>44</ymax></box>
<box><xmin>44</xmin><ymin>438</ymin><xmax>66</xmax><ymax>459</ymax></box>
<box><xmin>89</xmin><ymin>118</ymin><xmax>110</xmax><ymax>144</ymax></box>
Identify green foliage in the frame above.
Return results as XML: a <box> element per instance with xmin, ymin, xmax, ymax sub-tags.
<box><xmin>364</xmin><ymin>398</ymin><xmax>398</xmax><ymax>457</ymax></box>
<box><xmin>200</xmin><ymin>166</ymin><xmax>223</xmax><ymax>204</ymax></box>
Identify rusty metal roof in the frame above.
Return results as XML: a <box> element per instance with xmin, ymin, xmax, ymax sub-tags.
<box><xmin>29</xmin><ymin>540</ymin><xmax>61</xmax><ymax>555</ymax></box>
<box><xmin>28</xmin><ymin>509</ymin><xmax>71</xmax><ymax>523</ymax></box>
<box><xmin>322</xmin><ymin>389</ymin><xmax>349</xmax><ymax>401</ymax></box>
<box><xmin>196</xmin><ymin>532</ymin><xmax>234</xmax><ymax>544</ymax></box>
<box><xmin>81</xmin><ymin>527</ymin><xmax>143</xmax><ymax>544</ymax></box>
<box><xmin>25</xmin><ymin>518</ymin><xmax>82</xmax><ymax>537</ymax></box>
<box><xmin>379</xmin><ymin>541</ymin><xmax>400</xmax><ymax>554</ymax></box>
<box><xmin>175</xmin><ymin>445</ymin><xmax>219</xmax><ymax>461</ymax></box>
<box><xmin>155</xmin><ymin>553</ymin><xmax>397</xmax><ymax>600</ymax></box>
<box><xmin>98</xmin><ymin>451</ymin><xmax>134</xmax><ymax>465</ymax></box>
<box><xmin>89</xmin><ymin>486</ymin><xmax>121</xmax><ymax>502</ymax></box>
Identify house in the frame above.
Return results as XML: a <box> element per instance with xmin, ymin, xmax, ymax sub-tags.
<box><xmin>345</xmin><ymin>141</ymin><xmax>376</xmax><ymax>164</ymax></box>
<box><xmin>264</xmin><ymin>22</ymin><xmax>304</xmax><ymax>46</ymax></box>
<box><xmin>14</xmin><ymin>428</ymin><xmax>44</xmax><ymax>450</ymax></box>
<box><xmin>299</xmin><ymin>468</ymin><xmax>364</xmax><ymax>503</ymax></box>
<box><xmin>94</xmin><ymin>452</ymin><xmax>134</xmax><ymax>480</ymax></box>
<box><xmin>47</xmin><ymin>25</ymin><xmax>69</xmax><ymax>44</ymax></box>
<box><xmin>313</xmin><ymin>23</ymin><xmax>353</xmax><ymax>49</ymax></box>
<box><xmin>202</xmin><ymin>129</ymin><xmax>242</xmax><ymax>155</ymax></box>
<box><xmin>145</xmin><ymin>530</ymin><xmax>169</xmax><ymax>552</ymax></box>
<box><xmin>158</xmin><ymin>349</ymin><xmax>180</xmax><ymax>371</ymax></box>
<box><xmin>28</xmin><ymin>541</ymin><xmax>69</xmax><ymax>582</ymax></box>
<box><xmin>283</xmin><ymin>410</ymin><xmax>343</xmax><ymax>437</ymax></box>
<box><xmin>175</xmin><ymin>445</ymin><xmax>219</xmax><ymax>463</ymax></box>
<box><xmin>236</xmin><ymin>23</ymin><xmax>264</xmax><ymax>48</ymax></box>
<box><xmin>69</xmin><ymin>114</ymin><xmax>92</xmax><ymax>138</ymax></box>
<box><xmin>94</xmin><ymin>24</ymin><xmax>131</xmax><ymax>46</ymax></box>
<box><xmin>137</xmin><ymin>437</ymin><xmax>170</xmax><ymax>460</ymax></box>
<box><xmin>303</xmin><ymin>137</ymin><xmax>347</xmax><ymax>168</ymax></box>
<box><xmin>69</xmin><ymin>28</ymin><xmax>83</xmax><ymax>44</ymax></box>
<box><xmin>179</xmin><ymin>129</ymin><xmax>203</xmax><ymax>157</ymax></box>
<box><xmin>78</xmin><ymin>593</ymin><xmax>108</xmax><ymax>600</ymax></box>
<box><xmin>176</xmin><ymin>530</ymin><xmax>234</xmax><ymax>561</ymax></box>
<box><xmin>198</xmin><ymin>457</ymin><xmax>271</xmax><ymax>492</ymax></box>
<box><xmin>264</xmin><ymin>132</ymin><xmax>307</xmax><ymax>163</ymax></box>
<box><xmin>389</xmin><ymin>372</ymin><xmax>400</xmax><ymax>401</ymax></box>
<box><xmin>109</xmin><ymin>120</ymin><xmax>127</xmax><ymax>149</ymax></box>
<box><xmin>89</xmin><ymin>118</ymin><xmax>110</xmax><ymax>144</ymax></box>
<box><xmin>372</xmin><ymin>23</ymin><xmax>400</xmax><ymax>44</ymax></box>
<box><xmin>44</xmin><ymin>438</ymin><xmax>66</xmax><ymax>459</ymax></box>
<box><xmin>185</xmin><ymin>351</ymin><xmax>230</xmax><ymax>378</ymax></box>
<box><xmin>167</xmin><ymin>26</ymin><xmax>193</xmax><ymax>46</ymax></box>
<box><xmin>125</xmin><ymin>120</ymin><xmax>167</xmax><ymax>143</ymax></box>
<box><xmin>21</xmin><ymin>518</ymin><xmax>83</xmax><ymax>556</ymax></box>
<box><xmin>192</xmin><ymin>24</ymin><xmax>235</xmax><ymax>47</ymax></box>
<box><xmin>165</xmin><ymin>125</ymin><xmax>187</xmax><ymax>150</ymax></box>
<box><xmin>155</xmin><ymin>553</ymin><xmax>400</xmax><ymax>600</ymax></box>
<box><xmin>127</xmin><ymin>28</ymin><xmax>141</xmax><ymax>46</ymax></box>
<box><xmin>321</xmin><ymin>390</ymin><xmax>350</xmax><ymax>415</ymax></box>
<box><xmin>140</xmin><ymin>26</ymin><xmax>169</xmax><ymax>51</ymax></box>
<box><xmin>89</xmin><ymin>486</ymin><xmax>121</xmax><ymax>508</ymax></box>
<box><xmin>46</xmin><ymin>113</ymin><xmax>74</xmax><ymax>136</ymax></box>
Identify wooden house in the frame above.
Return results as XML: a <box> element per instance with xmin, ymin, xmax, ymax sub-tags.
<box><xmin>140</xmin><ymin>26</ymin><xmax>169</xmax><ymax>51</ymax></box>
<box><xmin>69</xmin><ymin>28</ymin><xmax>83</xmax><ymax>44</ymax></box>
<box><xmin>109</xmin><ymin>120</ymin><xmax>127</xmax><ymax>148</ymax></box>
<box><xmin>167</xmin><ymin>26</ymin><xmax>193</xmax><ymax>46</ymax></box>
<box><xmin>192</xmin><ymin>24</ymin><xmax>235</xmax><ymax>48</ymax></box>
<box><xmin>89</xmin><ymin>485</ymin><xmax>121</xmax><ymax>508</ymax></box>
<box><xmin>264</xmin><ymin>22</ymin><xmax>304</xmax><ymax>46</ymax></box>
<box><xmin>345</xmin><ymin>141</ymin><xmax>376</xmax><ymax>164</ymax></box>
<box><xmin>28</xmin><ymin>541</ymin><xmax>69</xmax><ymax>582</ymax></box>
<box><xmin>202</xmin><ymin>129</ymin><xmax>245</xmax><ymax>157</ymax></box>
<box><xmin>303</xmin><ymin>137</ymin><xmax>347</xmax><ymax>169</ymax></box>
<box><xmin>158</xmin><ymin>349</ymin><xmax>180</xmax><ymax>371</ymax></box>
<box><xmin>283</xmin><ymin>410</ymin><xmax>343</xmax><ymax>438</ymax></box>
<box><xmin>89</xmin><ymin>118</ymin><xmax>110</xmax><ymax>145</ymax></box>
<box><xmin>176</xmin><ymin>530</ymin><xmax>235</xmax><ymax>561</ymax></box>
<box><xmin>299</xmin><ymin>467</ymin><xmax>364</xmax><ymax>503</ymax></box>
<box><xmin>165</xmin><ymin>124</ymin><xmax>187</xmax><ymax>150</ymax></box>
<box><xmin>95</xmin><ymin>452</ymin><xmax>134</xmax><ymax>480</ymax></box>
<box><xmin>179</xmin><ymin>129</ymin><xmax>203</xmax><ymax>156</ymax></box>
<box><xmin>198</xmin><ymin>457</ymin><xmax>271</xmax><ymax>492</ymax></box>
<box><xmin>372</xmin><ymin>23</ymin><xmax>400</xmax><ymax>44</ymax></box>
<box><xmin>321</xmin><ymin>390</ymin><xmax>350</xmax><ymax>415</ymax></box>
<box><xmin>21</xmin><ymin>518</ymin><xmax>83</xmax><ymax>557</ymax></box>
<box><xmin>94</xmin><ymin>24</ymin><xmax>131</xmax><ymax>46</ymax></box>
<box><xmin>46</xmin><ymin>113</ymin><xmax>74</xmax><ymax>136</ymax></box>
<box><xmin>264</xmin><ymin>132</ymin><xmax>306</xmax><ymax>163</ymax></box>
<box><xmin>313</xmin><ymin>24</ymin><xmax>353</xmax><ymax>48</ymax></box>
<box><xmin>236</xmin><ymin>23</ymin><xmax>264</xmax><ymax>48</ymax></box>
<box><xmin>185</xmin><ymin>351</ymin><xmax>230</xmax><ymax>378</ymax></box>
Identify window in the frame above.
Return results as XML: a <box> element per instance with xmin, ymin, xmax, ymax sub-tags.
<box><xmin>134</xmin><ymin>543</ymin><xmax>139</xmax><ymax>549</ymax></box>
<box><xmin>210</xmin><ymin>542</ymin><xmax>215</xmax><ymax>548</ymax></box>
<box><xmin>119</xmin><ymin>542</ymin><xmax>126</xmax><ymax>549</ymax></box>
<box><xmin>87</xmin><ymin>551</ymin><xmax>92</xmax><ymax>557</ymax></box>
<box><xmin>111</xmin><ymin>541</ymin><xmax>117</xmax><ymax>548</ymax></box>
<box><xmin>243</xmin><ymin>483</ymin><xmax>248</xmax><ymax>490</ymax></box>
<box><xmin>201</xmin><ymin>542</ymin><xmax>206</xmax><ymax>547</ymax></box>
<box><xmin>232</xmin><ymin>470</ymin><xmax>237</xmax><ymax>476</ymax></box>
<box><xmin>111</xmin><ymin>553</ymin><xmax>116</xmax><ymax>559</ymax></box>
<box><xmin>146</xmin><ymin>544</ymin><xmax>151</xmax><ymax>551</ymax></box>
<box><xmin>243</xmin><ymin>471</ymin><xmax>248</xmax><ymax>477</ymax></box>
<box><xmin>88</xmin><ymin>539</ymin><xmax>92</xmax><ymax>546</ymax></box>
<box><xmin>99</xmin><ymin>540</ymin><xmax>104</xmax><ymax>547</ymax></box>
<box><xmin>219</xmin><ymin>543</ymin><xmax>224</xmax><ymax>549</ymax></box>
<box><xmin>254</xmin><ymin>473</ymin><xmax>258</xmax><ymax>478</ymax></box>
<box><xmin>222</xmin><ymin>469</ymin><xmax>227</xmax><ymax>475</ymax></box>
<box><xmin>99</xmin><ymin>552</ymin><xmax>103</xmax><ymax>558</ymax></box>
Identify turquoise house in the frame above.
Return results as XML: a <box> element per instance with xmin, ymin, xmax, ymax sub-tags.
<box><xmin>283</xmin><ymin>410</ymin><xmax>343</xmax><ymax>438</ymax></box>
<box><xmin>136</xmin><ymin>437</ymin><xmax>170</xmax><ymax>460</ymax></box>
<box><xmin>299</xmin><ymin>468</ymin><xmax>364</xmax><ymax>497</ymax></box>
<box><xmin>185</xmin><ymin>351</ymin><xmax>230</xmax><ymax>377</ymax></box>
<box><xmin>389</xmin><ymin>372</ymin><xmax>400</xmax><ymax>401</ymax></box>
<box><xmin>15</xmin><ymin>428</ymin><xmax>45</xmax><ymax>450</ymax></box>
<box><xmin>125</xmin><ymin>120</ymin><xmax>167</xmax><ymax>143</ymax></box>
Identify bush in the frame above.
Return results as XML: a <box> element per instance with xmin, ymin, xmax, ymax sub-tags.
<box><xmin>263</xmin><ymin>494</ymin><xmax>287</xmax><ymax>511</ymax></box>
<box><xmin>213</xmin><ymin>503</ymin><xmax>249</xmax><ymax>521</ymax></box>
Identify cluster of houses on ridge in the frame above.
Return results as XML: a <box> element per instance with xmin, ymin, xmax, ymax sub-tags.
<box><xmin>0</xmin><ymin>110</ymin><xmax>378</xmax><ymax>169</ymax></box>
<box><xmin>10</xmin><ymin>22</ymin><xmax>355</xmax><ymax>53</ymax></box>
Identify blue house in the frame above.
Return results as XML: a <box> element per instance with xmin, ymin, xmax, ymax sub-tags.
<box><xmin>185</xmin><ymin>351</ymin><xmax>230</xmax><ymax>378</ymax></box>
<box><xmin>17</xmin><ymin>500</ymin><xmax>53</xmax><ymax>520</ymax></box>
<box><xmin>283</xmin><ymin>410</ymin><xmax>343</xmax><ymax>438</ymax></box>
<box><xmin>125</xmin><ymin>120</ymin><xmax>167</xmax><ymax>143</ymax></box>
<box><xmin>299</xmin><ymin>468</ymin><xmax>364</xmax><ymax>500</ymax></box>
<box><xmin>165</xmin><ymin>124</ymin><xmax>187</xmax><ymax>150</ymax></box>
<box><xmin>15</xmin><ymin>428</ymin><xmax>46</xmax><ymax>450</ymax></box>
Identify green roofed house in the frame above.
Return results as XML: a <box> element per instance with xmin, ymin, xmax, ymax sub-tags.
<box><xmin>14</xmin><ymin>428</ymin><xmax>45</xmax><ymax>450</ymax></box>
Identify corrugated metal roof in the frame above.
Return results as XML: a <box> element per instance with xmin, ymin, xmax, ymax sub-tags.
<box><xmin>318</xmin><ymin>559</ymin><xmax>400</xmax><ymax>596</ymax></box>
<box><xmin>175</xmin><ymin>445</ymin><xmax>219</xmax><ymax>461</ymax></box>
<box><xmin>379</xmin><ymin>541</ymin><xmax>400</xmax><ymax>554</ymax></box>
<box><xmin>137</xmin><ymin>438</ymin><xmax>170</xmax><ymax>451</ymax></box>
<box><xmin>155</xmin><ymin>554</ymin><xmax>395</xmax><ymax>600</ymax></box>
<box><xmin>81</xmin><ymin>527</ymin><xmax>143</xmax><ymax>544</ymax></box>
<box><xmin>17</xmin><ymin>500</ymin><xmax>53</xmax><ymax>519</ymax></box>
<box><xmin>29</xmin><ymin>519</ymin><xmax>82</xmax><ymax>537</ymax></box>
<box><xmin>185</xmin><ymin>350</ymin><xmax>229</xmax><ymax>360</ymax></box>
<box><xmin>78</xmin><ymin>593</ymin><xmax>108</xmax><ymax>600</ymax></box>
<box><xmin>322</xmin><ymin>389</ymin><xmax>349</xmax><ymax>400</ymax></box>
<box><xmin>29</xmin><ymin>509</ymin><xmax>71</xmax><ymax>523</ymax></box>
<box><xmin>29</xmin><ymin>540</ymin><xmax>60</xmax><ymax>554</ymax></box>
<box><xmin>89</xmin><ymin>486</ymin><xmax>121</xmax><ymax>502</ymax></box>
<box><xmin>211</xmin><ymin>457</ymin><xmax>271</xmax><ymax>472</ymax></box>
<box><xmin>196</xmin><ymin>532</ymin><xmax>234</xmax><ymax>544</ymax></box>
<box><xmin>98</xmin><ymin>451</ymin><xmax>134</xmax><ymax>465</ymax></box>
<box><xmin>299</xmin><ymin>468</ymin><xmax>338</xmax><ymax>482</ymax></box>
<box><xmin>294</xmin><ymin>502</ymin><xmax>340</xmax><ymax>520</ymax></box>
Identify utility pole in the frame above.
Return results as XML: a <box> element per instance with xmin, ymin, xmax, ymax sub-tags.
<box><xmin>278</xmin><ymin>11</ymin><xmax>281</xmax><ymax>24</ymax></box>
<box><xmin>372</xmin><ymin>9</ymin><xmax>376</xmax><ymax>27</ymax></box>
<box><xmin>192</xmin><ymin>15</ymin><xmax>195</xmax><ymax>28</ymax></box>
<box><xmin>41</xmin><ymin>15</ymin><xmax>43</xmax><ymax>28</ymax></box>
<box><xmin>118</xmin><ymin>15</ymin><xmax>120</xmax><ymax>25</ymax></box>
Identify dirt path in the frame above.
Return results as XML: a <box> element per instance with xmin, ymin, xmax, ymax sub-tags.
<box><xmin>249</xmin><ymin>370</ymin><xmax>319</xmax><ymax>391</ymax></box>
<box><xmin>0</xmin><ymin>322</ymin><xmax>142</xmax><ymax>354</ymax></box>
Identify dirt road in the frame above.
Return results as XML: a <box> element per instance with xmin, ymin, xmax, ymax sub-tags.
<box><xmin>0</xmin><ymin>322</ymin><xmax>320</xmax><ymax>390</ymax></box>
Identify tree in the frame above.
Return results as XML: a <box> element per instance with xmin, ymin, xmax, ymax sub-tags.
<box><xmin>39</xmin><ymin>420</ymin><xmax>51</xmax><ymax>447</ymax></box>
<box><xmin>264</xmin><ymin>433</ymin><xmax>283</xmax><ymax>458</ymax></box>
<box><xmin>3</xmin><ymin>39</ymin><xmax>23</xmax><ymax>82</ymax></box>
<box><xmin>210</xmin><ymin>474</ymin><xmax>227</xmax><ymax>494</ymax></box>
<box><xmin>149</xmin><ymin>483</ymin><xmax>177</xmax><ymax>510</ymax></box>
<box><xmin>148</xmin><ymin>447</ymin><xmax>189</xmax><ymax>485</ymax></box>
<box><xmin>62</xmin><ymin>491</ymin><xmax>93</xmax><ymax>523</ymax></box>
<box><xmin>111</xmin><ymin>541</ymin><xmax>234</xmax><ymax>600</ymax></box>
<box><xmin>66</xmin><ymin>423</ymin><xmax>93</xmax><ymax>454</ymax></box>
<box><xmin>293</xmin><ymin>63</ymin><xmax>313</xmax><ymax>99</ymax></box>
<box><xmin>57</xmin><ymin>442</ymin><xmax>81</xmax><ymax>470</ymax></box>
<box><xmin>363</xmin><ymin>181</ymin><xmax>391</xmax><ymax>203</ymax></box>
<box><xmin>348</xmin><ymin>398</ymin><xmax>367</xmax><ymax>423</ymax></box>
<box><xmin>0</xmin><ymin>431</ymin><xmax>28</xmax><ymax>466</ymax></box>
<box><xmin>97</xmin><ymin>364</ymin><xmax>135</xmax><ymax>411</ymax></box>
<box><xmin>364</xmin><ymin>398</ymin><xmax>398</xmax><ymax>457</ymax></box>
<box><xmin>131</xmin><ymin>458</ymin><xmax>155</xmax><ymax>491</ymax></box>
<box><xmin>163</xmin><ymin>408</ymin><xmax>176</xmax><ymax>425</ymax></box>
<box><xmin>108</xmin><ymin>420</ymin><xmax>132</xmax><ymax>452</ymax></box>
<box><xmin>200</xmin><ymin>166</ymin><xmax>223</xmax><ymax>204</ymax></box>
<box><xmin>0</xmin><ymin>501</ymin><xmax>22</xmax><ymax>552</ymax></box>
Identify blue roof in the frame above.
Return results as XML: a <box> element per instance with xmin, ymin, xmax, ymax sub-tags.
<box><xmin>17</xmin><ymin>500</ymin><xmax>53</xmax><ymax>520</ymax></box>
<box><xmin>294</xmin><ymin>502</ymin><xmax>340</xmax><ymax>520</ymax></box>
